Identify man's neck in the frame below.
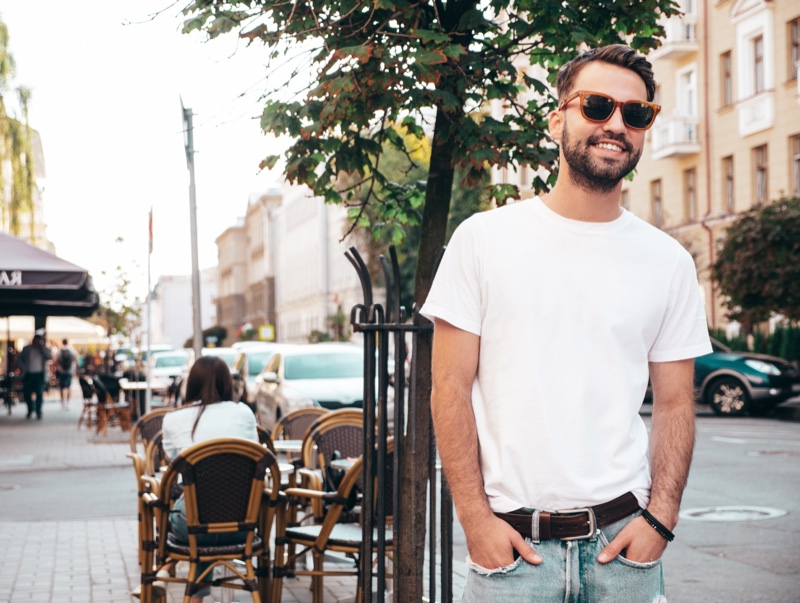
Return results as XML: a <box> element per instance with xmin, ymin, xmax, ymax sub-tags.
<box><xmin>541</xmin><ymin>179</ymin><xmax>623</xmax><ymax>223</ymax></box>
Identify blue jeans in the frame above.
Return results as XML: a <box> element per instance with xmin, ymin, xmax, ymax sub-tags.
<box><xmin>171</xmin><ymin>495</ymin><xmax>248</xmax><ymax>599</ymax></box>
<box><xmin>462</xmin><ymin>512</ymin><xmax>666</xmax><ymax>603</ymax></box>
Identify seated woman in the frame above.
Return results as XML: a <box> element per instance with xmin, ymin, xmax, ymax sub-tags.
<box><xmin>161</xmin><ymin>355</ymin><xmax>258</xmax><ymax>603</ymax></box>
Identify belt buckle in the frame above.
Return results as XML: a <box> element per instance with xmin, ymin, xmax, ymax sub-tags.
<box><xmin>554</xmin><ymin>506</ymin><xmax>597</xmax><ymax>541</ymax></box>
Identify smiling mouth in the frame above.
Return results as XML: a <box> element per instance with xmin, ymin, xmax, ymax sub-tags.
<box><xmin>594</xmin><ymin>142</ymin><xmax>625</xmax><ymax>152</ymax></box>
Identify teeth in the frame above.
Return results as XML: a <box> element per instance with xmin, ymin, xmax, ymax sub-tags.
<box><xmin>596</xmin><ymin>142</ymin><xmax>622</xmax><ymax>151</ymax></box>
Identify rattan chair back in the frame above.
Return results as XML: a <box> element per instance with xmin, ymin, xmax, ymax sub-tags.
<box><xmin>129</xmin><ymin>407</ymin><xmax>173</xmax><ymax>453</ymax></box>
<box><xmin>300</xmin><ymin>409</ymin><xmax>364</xmax><ymax>472</ymax></box>
<box><xmin>141</xmin><ymin>438</ymin><xmax>282</xmax><ymax>603</ymax></box>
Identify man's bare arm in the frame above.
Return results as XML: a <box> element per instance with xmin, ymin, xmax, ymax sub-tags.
<box><xmin>646</xmin><ymin>358</ymin><xmax>696</xmax><ymax>527</ymax></box>
<box><xmin>431</xmin><ymin>318</ymin><xmax>541</xmax><ymax>567</ymax></box>
<box><xmin>599</xmin><ymin>358</ymin><xmax>695</xmax><ymax>563</ymax></box>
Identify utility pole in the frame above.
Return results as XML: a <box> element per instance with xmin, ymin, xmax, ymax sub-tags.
<box><xmin>182</xmin><ymin>99</ymin><xmax>203</xmax><ymax>360</ymax></box>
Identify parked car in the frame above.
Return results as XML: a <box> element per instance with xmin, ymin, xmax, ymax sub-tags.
<box><xmin>253</xmin><ymin>343</ymin><xmax>366</xmax><ymax>430</ymax></box>
<box><xmin>177</xmin><ymin>347</ymin><xmax>238</xmax><ymax>403</ymax></box>
<box><xmin>147</xmin><ymin>349</ymin><xmax>191</xmax><ymax>396</ymax></box>
<box><xmin>696</xmin><ymin>338</ymin><xmax>800</xmax><ymax>416</ymax></box>
<box><xmin>646</xmin><ymin>338</ymin><xmax>800</xmax><ymax>416</ymax></box>
<box><xmin>230</xmin><ymin>343</ymin><xmax>284</xmax><ymax>408</ymax></box>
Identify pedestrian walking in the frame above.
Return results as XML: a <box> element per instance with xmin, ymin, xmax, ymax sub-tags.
<box><xmin>422</xmin><ymin>44</ymin><xmax>712</xmax><ymax>602</ymax></box>
<box><xmin>18</xmin><ymin>333</ymin><xmax>52</xmax><ymax>420</ymax></box>
<box><xmin>55</xmin><ymin>339</ymin><xmax>77</xmax><ymax>410</ymax></box>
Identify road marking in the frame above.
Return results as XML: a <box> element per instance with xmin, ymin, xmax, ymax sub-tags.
<box><xmin>712</xmin><ymin>436</ymin><xmax>749</xmax><ymax>444</ymax></box>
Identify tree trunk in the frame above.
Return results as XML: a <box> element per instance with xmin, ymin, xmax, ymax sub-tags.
<box><xmin>396</xmin><ymin>104</ymin><xmax>459</xmax><ymax>601</ymax></box>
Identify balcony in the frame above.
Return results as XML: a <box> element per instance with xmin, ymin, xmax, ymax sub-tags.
<box><xmin>650</xmin><ymin>15</ymin><xmax>699</xmax><ymax>61</ymax></box>
<box><xmin>737</xmin><ymin>91</ymin><xmax>775</xmax><ymax>137</ymax></box>
<box><xmin>650</xmin><ymin>116</ymin><xmax>701</xmax><ymax>160</ymax></box>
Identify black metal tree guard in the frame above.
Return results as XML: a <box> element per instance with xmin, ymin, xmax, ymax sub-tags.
<box><xmin>346</xmin><ymin>245</ymin><xmax>453</xmax><ymax>603</ymax></box>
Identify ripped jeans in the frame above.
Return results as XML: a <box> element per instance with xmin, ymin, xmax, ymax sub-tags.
<box><xmin>462</xmin><ymin>512</ymin><xmax>666</xmax><ymax>603</ymax></box>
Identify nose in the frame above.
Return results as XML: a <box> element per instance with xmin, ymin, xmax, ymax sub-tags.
<box><xmin>603</xmin><ymin>104</ymin><xmax>627</xmax><ymax>132</ymax></box>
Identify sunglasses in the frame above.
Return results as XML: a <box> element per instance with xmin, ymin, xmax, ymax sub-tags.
<box><xmin>558</xmin><ymin>90</ymin><xmax>661</xmax><ymax>131</ymax></box>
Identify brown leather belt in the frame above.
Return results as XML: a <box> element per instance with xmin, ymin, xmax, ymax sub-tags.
<box><xmin>494</xmin><ymin>492</ymin><xmax>640</xmax><ymax>541</ymax></box>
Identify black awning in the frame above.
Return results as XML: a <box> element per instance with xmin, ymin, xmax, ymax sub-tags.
<box><xmin>0</xmin><ymin>232</ymin><xmax>100</xmax><ymax>318</ymax></box>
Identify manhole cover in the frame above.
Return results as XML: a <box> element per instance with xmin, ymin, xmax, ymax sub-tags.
<box><xmin>0</xmin><ymin>484</ymin><xmax>21</xmax><ymax>491</ymax></box>
<box><xmin>680</xmin><ymin>506</ymin><xmax>787</xmax><ymax>521</ymax></box>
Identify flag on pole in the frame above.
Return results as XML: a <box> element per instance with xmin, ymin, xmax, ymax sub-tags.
<box><xmin>148</xmin><ymin>207</ymin><xmax>153</xmax><ymax>254</ymax></box>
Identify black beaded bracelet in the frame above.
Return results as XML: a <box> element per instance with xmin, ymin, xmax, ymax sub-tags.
<box><xmin>641</xmin><ymin>509</ymin><xmax>675</xmax><ymax>542</ymax></box>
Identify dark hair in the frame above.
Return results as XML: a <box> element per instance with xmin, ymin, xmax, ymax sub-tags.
<box><xmin>555</xmin><ymin>44</ymin><xmax>656</xmax><ymax>103</ymax></box>
<box><xmin>184</xmin><ymin>356</ymin><xmax>235</xmax><ymax>438</ymax></box>
<box><xmin>62</xmin><ymin>339</ymin><xmax>68</xmax><ymax>346</ymax></box>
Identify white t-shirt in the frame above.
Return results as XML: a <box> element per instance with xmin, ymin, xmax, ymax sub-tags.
<box><xmin>161</xmin><ymin>401</ymin><xmax>259</xmax><ymax>461</ymax></box>
<box><xmin>421</xmin><ymin>197</ymin><xmax>711</xmax><ymax>513</ymax></box>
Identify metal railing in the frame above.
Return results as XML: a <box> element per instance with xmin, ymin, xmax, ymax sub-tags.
<box><xmin>346</xmin><ymin>245</ymin><xmax>452</xmax><ymax>603</ymax></box>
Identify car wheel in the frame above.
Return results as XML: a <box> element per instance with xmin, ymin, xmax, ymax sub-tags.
<box><xmin>705</xmin><ymin>377</ymin><xmax>750</xmax><ymax>416</ymax></box>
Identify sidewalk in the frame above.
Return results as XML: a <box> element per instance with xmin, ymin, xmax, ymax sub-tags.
<box><xmin>0</xmin><ymin>389</ymin><xmax>467</xmax><ymax>602</ymax></box>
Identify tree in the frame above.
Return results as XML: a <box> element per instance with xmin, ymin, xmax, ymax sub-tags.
<box><xmin>712</xmin><ymin>197</ymin><xmax>800</xmax><ymax>333</ymax></box>
<box><xmin>0</xmin><ymin>16</ymin><xmax>36</xmax><ymax>238</ymax></box>
<box><xmin>350</xmin><ymin>123</ymin><xmax>491</xmax><ymax>310</ymax></box>
<box><xmin>93</xmin><ymin>239</ymin><xmax>144</xmax><ymax>341</ymax></box>
<box><xmin>178</xmin><ymin>2</ymin><xmax>680</xmax><ymax>596</ymax></box>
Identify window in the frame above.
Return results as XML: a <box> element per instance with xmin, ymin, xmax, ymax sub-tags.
<box><xmin>752</xmin><ymin>144</ymin><xmax>768</xmax><ymax>204</ymax></box>
<box><xmin>753</xmin><ymin>35</ymin><xmax>765</xmax><ymax>93</ymax></box>
<box><xmin>651</xmin><ymin>180</ymin><xmax>663</xmax><ymax>228</ymax></box>
<box><xmin>721</xmin><ymin>51</ymin><xmax>733</xmax><ymax>107</ymax></box>
<box><xmin>722</xmin><ymin>156</ymin><xmax>735</xmax><ymax>212</ymax></box>
<box><xmin>684</xmin><ymin>168</ymin><xmax>698</xmax><ymax>222</ymax></box>
<box><xmin>790</xmin><ymin>18</ymin><xmax>800</xmax><ymax>81</ymax></box>
<box><xmin>791</xmin><ymin>135</ymin><xmax>800</xmax><ymax>197</ymax></box>
<box><xmin>678</xmin><ymin>66</ymin><xmax>698</xmax><ymax>115</ymax></box>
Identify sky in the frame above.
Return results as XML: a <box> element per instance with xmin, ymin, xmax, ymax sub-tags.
<box><xmin>1</xmin><ymin>1</ymin><xmax>291</xmax><ymax>302</ymax></box>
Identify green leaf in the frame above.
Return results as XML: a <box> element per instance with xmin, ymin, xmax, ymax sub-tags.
<box><xmin>259</xmin><ymin>155</ymin><xmax>280</xmax><ymax>170</ymax></box>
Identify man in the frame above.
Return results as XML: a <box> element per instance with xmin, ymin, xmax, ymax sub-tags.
<box><xmin>422</xmin><ymin>45</ymin><xmax>712</xmax><ymax>601</ymax></box>
<box><xmin>55</xmin><ymin>339</ymin><xmax>77</xmax><ymax>409</ymax></box>
<box><xmin>18</xmin><ymin>333</ymin><xmax>52</xmax><ymax>420</ymax></box>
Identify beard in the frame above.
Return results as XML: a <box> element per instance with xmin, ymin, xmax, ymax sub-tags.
<box><xmin>561</xmin><ymin>120</ymin><xmax>642</xmax><ymax>194</ymax></box>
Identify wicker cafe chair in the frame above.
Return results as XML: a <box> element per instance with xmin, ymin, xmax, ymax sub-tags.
<box><xmin>77</xmin><ymin>376</ymin><xmax>98</xmax><ymax>429</ymax></box>
<box><xmin>271</xmin><ymin>407</ymin><xmax>329</xmax><ymax>465</ymax></box>
<box><xmin>279</xmin><ymin>409</ymin><xmax>364</xmax><ymax>574</ymax></box>
<box><xmin>274</xmin><ymin>437</ymin><xmax>395</xmax><ymax>603</ymax></box>
<box><xmin>129</xmin><ymin>407</ymin><xmax>173</xmax><ymax>453</ymax></box>
<box><xmin>256</xmin><ymin>424</ymin><xmax>276</xmax><ymax>455</ymax></box>
<box><xmin>92</xmin><ymin>376</ymin><xmax>132</xmax><ymax>435</ymax></box>
<box><xmin>140</xmin><ymin>438</ymin><xmax>284</xmax><ymax>603</ymax></box>
<box><xmin>126</xmin><ymin>408</ymin><xmax>174</xmax><ymax>567</ymax></box>
<box><xmin>298</xmin><ymin>409</ymin><xmax>364</xmax><ymax>498</ymax></box>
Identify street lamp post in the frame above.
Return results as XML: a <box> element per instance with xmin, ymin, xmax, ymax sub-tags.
<box><xmin>182</xmin><ymin>99</ymin><xmax>203</xmax><ymax>361</ymax></box>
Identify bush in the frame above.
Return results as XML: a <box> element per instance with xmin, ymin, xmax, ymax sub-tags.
<box><xmin>710</xmin><ymin>325</ymin><xmax>800</xmax><ymax>362</ymax></box>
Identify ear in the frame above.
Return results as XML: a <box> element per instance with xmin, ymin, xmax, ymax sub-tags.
<box><xmin>549</xmin><ymin>109</ymin><xmax>563</xmax><ymax>143</ymax></box>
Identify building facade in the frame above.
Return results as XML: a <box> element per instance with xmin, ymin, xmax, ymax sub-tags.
<box><xmin>214</xmin><ymin>185</ymin><xmax>365</xmax><ymax>346</ymax></box>
<box><xmin>622</xmin><ymin>0</ymin><xmax>800</xmax><ymax>328</ymax></box>
<box><xmin>272</xmin><ymin>186</ymin><xmax>363</xmax><ymax>344</ymax></box>
<box><xmin>242</xmin><ymin>192</ymin><xmax>280</xmax><ymax>341</ymax></box>
<box><xmin>149</xmin><ymin>270</ymin><xmax>218</xmax><ymax>347</ymax></box>
<box><xmin>215</xmin><ymin>221</ymin><xmax>247</xmax><ymax>345</ymax></box>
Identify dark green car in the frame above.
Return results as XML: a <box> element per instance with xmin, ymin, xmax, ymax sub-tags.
<box><xmin>695</xmin><ymin>338</ymin><xmax>800</xmax><ymax>416</ymax></box>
